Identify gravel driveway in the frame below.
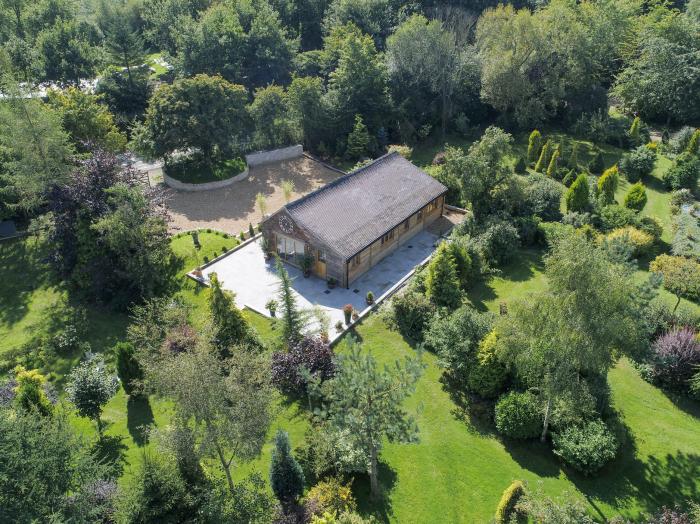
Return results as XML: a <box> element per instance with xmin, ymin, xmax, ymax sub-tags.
<box><xmin>161</xmin><ymin>156</ymin><xmax>343</xmax><ymax>234</ymax></box>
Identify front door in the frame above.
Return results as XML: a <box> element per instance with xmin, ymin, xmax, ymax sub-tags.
<box><xmin>315</xmin><ymin>249</ymin><xmax>327</xmax><ymax>279</ymax></box>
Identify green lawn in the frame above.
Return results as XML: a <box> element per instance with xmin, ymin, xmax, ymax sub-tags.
<box><xmin>2</xmin><ymin>132</ymin><xmax>700</xmax><ymax>521</ymax></box>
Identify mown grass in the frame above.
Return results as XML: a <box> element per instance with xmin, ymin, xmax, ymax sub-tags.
<box><xmin>164</xmin><ymin>156</ymin><xmax>247</xmax><ymax>184</ymax></box>
<box><xmin>2</xmin><ymin>131</ymin><xmax>699</xmax><ymax>521</ymax></box>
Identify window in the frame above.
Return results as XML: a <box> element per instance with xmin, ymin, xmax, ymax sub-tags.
<box><xmin>351</xmin><ymin>253</ymin><xmax>362</xmax><ymax>267</ymax></box>
<box><xmin>381</xmin><ymin>229</ymin><xmax>395</xmax><ymax>245</ymax></box>
<box><xmin>317</xmin><ymin>249</ymin><xmax>326</xmax><ymax>262</ymax></box>
<box><xmin>403</xmin><ymin>218</ymin><xmax>410</xmax><ymax>230</ymax></box>
<box><xmin>276</xmin><ymin>234</ymin><xmax>306</xmax><ymax>264</ymax></box>
<box><xmin>427</xmin><ymin>198</ymin><xmax>439</xmax><ymax>213</ymax></box>
<box><xmin>417</xmin><ymin>209</ymin><xmax>423</xmax><ymax>221</ymax></box>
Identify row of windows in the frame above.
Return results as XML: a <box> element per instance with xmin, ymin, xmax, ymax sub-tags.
<box><xmin>350</xmin><ymin>196</ymin><xmax>442</xmax><ymax>269</ymax></box>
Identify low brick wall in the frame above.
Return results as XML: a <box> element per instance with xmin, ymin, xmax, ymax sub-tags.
<box><xmin>245</xmin><ymin>145</ymin><xmax>303</xmax><ymax>167</ymax></box>
<box><xmin>163</xmin><ymin>169</ymin><xmax>249</xmax><ymax>192</ymax></box>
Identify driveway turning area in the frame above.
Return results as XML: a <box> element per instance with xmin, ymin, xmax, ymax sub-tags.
<box><xmin>202</xmin><ymin>232</ymin><xmax>440</xmax><ymax>338</ymax></box>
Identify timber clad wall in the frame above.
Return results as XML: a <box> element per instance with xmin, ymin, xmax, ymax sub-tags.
<box><xmin>347</xmin><ymin>196</ymin><xmax>444</xmax><ymax>284</ymax></box>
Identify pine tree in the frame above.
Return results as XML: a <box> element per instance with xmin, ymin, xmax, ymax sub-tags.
<box><xmin>209</xmin><ymin>272</ymin><xmax>259</xmax><ymax>356</ymax></box>
<box><xmin>269</xmin><ymin>430</ymin><xmax>305</xmax><ymax>506</ymax></box>
<box><xmin>275</xmin><ymin>257</ymin><xmax>305</xmax><ymax>344</ymax></box>
<box><xmin>514</xmin><ymin>156</ymin><xmax>527</xmax><ymax>174</ymax></box>
<box><xmin>687</xmin><ymin>129</ymin><xmax>700</xmax><ymax>155</ymax></box>
<box><xmin>248</xmin><ymin>223</ymin><xmax>255</xmax><ymax>238</ymax></box>
<box><xmin>425</xmin><ymin>242</ymin><xmax>462</xmax><ymax>308</ymax></box>
<box><xmin>629</xmin><ymin>116</ymin><xmax>641</xmax><ymax>145</ymax></box>
<box><xmin>567</xmin><ymin>142</ymin><xmax>579</xmax><ymax>169</ymax></box>
<box><xmin>534</xmin><ymin>140</ymin><xmax>550</xmax><ymax>172</ymax></box>
<box><xmin>598</xmin><ymin>165</ymin><xmax>619</xmax><ymax>205</ymax></box>
<box><xmin>589</xmin><ymin>151</ymin><xmax>605</xmax><ymax>174</ymax></box>
<box><xmin>527</xmin><ymin>130</ymin><xmax>542</xmax><ymax>164</ymax></box>
<box><xmin>115</xmin><ymin>341</ymin><xmax>143</xmax><ymax>396</ymax></box>
<box><xmin>346</xmin><ymin>115</ymin><xmax>370</xmax><ymax>160</ymax></box>
<box><xmin>565</xmin><ymin>174</ymin><xmax>590</xmax><ymax>213</ymax></box>
<box><xmin>546</xmin><ymin>149</ymin><xmax>560</xmax><ymax>177</ymax></box>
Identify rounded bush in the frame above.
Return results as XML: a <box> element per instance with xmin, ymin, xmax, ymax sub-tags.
<box><xmin>552</xmin><ymin>419</ymin><xmax>618</xmax><ymax>475</ymax></box>
<box><xmin>619</xmin><ymin>146</ymin><xmax>655</xmax><ymax>183</ymax></box>
<box><xmin>664</xmin><ymin>153</ymin><xmax>700</xmax><ymax>190</ymax></box>
<box><xmin>271</xmin><ymin>336</ymin><xmax>336</xmax><ymax>396</ymax></box>
<box><xmin>624</xmin><ymin>182</ymin><xmax>647</xmax><ymax>212</ymax></box>
<box><xmin>494</xmin><ymin>391</ymin><xmax>542</xmax><ymax>439</ymax></box>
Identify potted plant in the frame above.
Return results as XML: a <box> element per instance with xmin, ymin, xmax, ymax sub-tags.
<box><xmin>327</xmin><ymin>277</ymin><xmax>337</xmax><ymax>289</ymax></box>
<box><xmin>343</xmin><ymin>304</ymin><xmax>353</xmax><ymax>325</ymax></box>
<box><xmin>266</xmin><ymin>299</ymin><xmax>278</xmax><ymax>317</ymax></box>
<box><xmin>335</xmin><ymin>320</ymin><xmax>344</xmax><ymax>333</ymax></box>
<box><xmin>301</xmin><ymin>254</ymin><xmax>314</xmax><ymax>277</ymax></box>
<box><xmin>366</xmin><ymin>291</ymin><xmax>374</xmax><ymax>305</ymax></box>
<box><xmin>193</xmin><ymin>267</ymin><xmax>203</xmax><ymax>279</ymax></box>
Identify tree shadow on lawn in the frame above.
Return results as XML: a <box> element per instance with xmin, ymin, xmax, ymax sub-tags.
<box><xmin>566</xmin><ymin>413</ymin><xmax>700</xmax><ymax>518</ymax></box>
<box><xmin>467</xmin><ymin>249</ymin><xmax>545</xmax><ymax>312</ymax></box>
<box><xmin>127</xmin><ymin>395</ymin><xmax>156</xmax><ymax>446</ymax></box>
<box><xmin>354</xmin><ymin>460</ymin><xmax>398</xmax><ymax>523</ymax></box>
<box><xmin>92</xmin><ymin>433</ymin><xmax>129</xmax><ymax>479</ymax></box>
<box><xmin>0</xmin><ymin>236</ymin><xmax>54</xmax><ymax>327</ymax></box>
<box><xmin>659</xmin><ymin>389</ymin><xmax>700</xmax><ymax>420</ymax></box>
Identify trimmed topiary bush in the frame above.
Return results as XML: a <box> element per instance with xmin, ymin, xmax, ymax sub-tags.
<box><xmin>565</xmin><ymin>174</ymin><xmax>590</xmax><ymax>213</ymax></box>
<box><xmin>598</xmin><ymin>204</ymin><xmax>637</xmax><ymax>232</ymax></box>
<box><xmin>598</xmin><ymin>166</ymin><xmax>619</xmax><ymax>205</ymax></box>
<box><xmin>467</xmin><ymin>331</ymin><xmax>508</xmax><ymax>399</ymax></box>
<box><xmin>552</xmin><ymin>419</ymin><xmax>618</xmax><ymax>475</ymax></box>
<box><xmin>624</xmin><ymin>182</ymin><xmax>648</xmax><ymax>212</ymax></box>
<box><xmin>494</xmin><ymin>391</ymin><xmax>542</xmax><ymax>439</ymax></box>
<box><xmin>588</xmin><ymin>151</ymin><xmax>605</xmax><ymax>174</ymax></box>
<box><xmin>527</xmin><ymin>130</ymin><xmax>542</xmax><ymax>164</ymax></box>
<box><xmin>494</xmin><ymin>480</ymin><xmax>525</xmax><ymax>524</ymax></box>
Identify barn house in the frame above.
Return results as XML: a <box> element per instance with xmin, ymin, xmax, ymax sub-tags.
<box><xmin>260</xmin><ymin>152</ymin><xmax>448</xmax><ymax>288</ymax></box>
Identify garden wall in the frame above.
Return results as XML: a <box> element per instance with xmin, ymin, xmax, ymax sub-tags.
<box><xmin>245</xmin><ymin>145</ymin><xmax>303</xmax><ymax>167</ymax></box>
<box><xmin>163</xmin><ymin>169</ymin><xmax>249</xmax><ymax>192</ymax></box>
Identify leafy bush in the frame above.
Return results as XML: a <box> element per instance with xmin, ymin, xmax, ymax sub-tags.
<box><xmin>467</xmin><ymin>331</ymin><xmax>508</xmax><ymax>398</ymax></box>
<box><xmin>387</xmin><ymin>144</ymin><xmax>412</xmax><ymax>159</ymax></box>
<box><xmin>598</xmin><ymin>204</ymin><xmax>637</xmax><ymax>232</ymax></box>
<box><xmin>670</xmin><ymin>189</ymin><xmax>694</xmax><ymax>214</ymax></box>
<box><xmin>562</xmin><ymin>170</ymin><xmax>576</xmax><ymax>187</ymax></box>
<box><xmin>494</xmin><ymin>391</ymin><xmax>542</xmax><ymax>440</ymax></box>
<box><xmin>423</xmin><ymin>305</ymin><xmax>492</xmax><ymax>390</ymax></box>
<box><xmin>13</xmin><ymin>366</ymin><xmax>54</xmax><ymax>416</ymax></box>
<box><xmin>446</xmin><ymin>237</ymin><xmax>473</xmax><ymax>289</ymax></box>
<box><xmin>389</xmin><ymin>290</ymin><xmax>436</xmax><ymax>343</ymax></box>
<box><xmin>271</xmin><ymin>336</ymin><xmax>336</xmax><ymax>396</ymax></box>
<box><xmin>624</xmin><ymin>182</ymin><xmax>648</xmax><ymax>212</ymax></box>
<box><xmin>664</xmin><ymin>152</ymin><xmax>700</xmax><ymax>190</ymax></box>
<box><xmin>650</xmin><ymin>254</ymin><xmax>700</xmax><ymax>307</ymax></box>
<box><xmin>636</xmin><ymin>216</ymin><xmax>663</xmax><ymax>243</ymax></box>
<box><xmin>514</xmin><ymin>156</ymin><xmax>527</xmax><ymax>174</ymax></box>
<box><xmin>650</xmin><ymin>327</ymin><xmax>700</xmax><ymax>391</ymax></box>
<box><xmin>669</xmin><ymin>126</ymin><xmax>697</xmax><ymax>154</ymax></box>
<box><xmin>643</xmin><ymin>300</ymin><xmax>700</xmax><ymax>341</ymax></box>
<box><xmin>604</xmin><ymin>227</ymin><xmax>654</xmax><ymax>256</ymax></box>
<box><xmin>644</xmin><ymin>506</ymin><xmax>700</xmax><ymax>524</ymax></box>
<box><xmin>474</xmin><ymin>219</ymin><xmax>520</xmax><ymax>266</ymax></box>
<box><xmin>552</xmin><ymin>419</ymin><xmax>618</xmax><ymax>475</ymax></box>
<box><xmin>523</xmin><ymin>174</ymin><xmax>563</xmax><ymax>221</ymax></box>
<box><xmin>304</xmin><ymin>478</ymin><xmax>356</xmax><ymax>518</ymax></box>
<box><xmin>619</xmin><ymin>145</ymin><xmax>656</xmax><ymax>183</ymax></box>
<box><xmin>495</xmin><ymin>480</ymin><xmax>525</xmax><ymax>524</ymax></box>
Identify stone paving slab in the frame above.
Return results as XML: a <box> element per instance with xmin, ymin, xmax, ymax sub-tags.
<box><xmin>201</xmin><ymin>232</ymin><xmax>440</xmax><ymax>338</ymax></box>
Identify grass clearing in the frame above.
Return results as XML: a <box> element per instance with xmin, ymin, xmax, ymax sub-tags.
<box><xmin>165</xmin><ymin>156</ymin><xmax>247</xmax><ymax>184</ymax></box>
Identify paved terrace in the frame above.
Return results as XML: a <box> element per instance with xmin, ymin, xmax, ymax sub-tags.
<box><xmin>200</xmin><ymin>231</ymin><xmax>442</xmax><ymax>340</ymax></box>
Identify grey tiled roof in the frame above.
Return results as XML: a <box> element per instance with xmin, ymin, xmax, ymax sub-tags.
<box><xmin>286</xmin><ymin>152</ymin><xmax>447</xmax><ymax>259</ymax></box>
